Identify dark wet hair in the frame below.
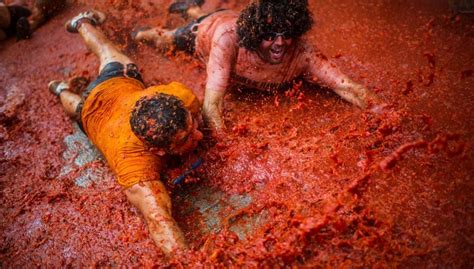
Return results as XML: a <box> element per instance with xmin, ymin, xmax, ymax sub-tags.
<box><xmin>236</xmin><ymin>0</ymin><xmax>313</xmax><ymax>51</ymax></box>
<box><xmin>130</xmin><ymin>94</ymin><xmax>189</xmax><ymax>148</ymax></box>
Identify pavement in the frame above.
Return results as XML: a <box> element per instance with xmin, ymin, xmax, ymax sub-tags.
<box><xmin>60</xmin><ymin>123</ymin><xmax>259</xmax><ymax>238</ymax></box>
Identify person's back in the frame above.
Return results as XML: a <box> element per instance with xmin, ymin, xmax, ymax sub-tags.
<box><xmin>49</xmin><ymin>10</ymin><xmax>204</xmax><ymax>254</ymax></box>
<box><xmin>81</xmin><ymin>77</ymin><xmax>200</xmax><ymax>188</ymax></box>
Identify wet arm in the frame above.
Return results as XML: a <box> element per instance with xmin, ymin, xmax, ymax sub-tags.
<box><xmin>124</xmin><ymin>180</ymin><xmax>187</xmax><ymax>255</ymax></box>
<box><xmin>202</xmin><ymin>31</ymin><xmax>237</xmax><ymax>131</ymax></box>
<box><xmin>306</xmin><ymin>51</ymin><xmax>378</xmax><ymax>109</ymax></box>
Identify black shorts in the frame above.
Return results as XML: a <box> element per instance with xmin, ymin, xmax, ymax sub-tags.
<box><xmin>174</xmin><ymin>9</ymin><xmax>226</xmax><ymax>53</ymax></box>
<box><xmin>75</xmin><ymin>62</ymin><xmax>144</xmax><ymax>132</ymax></box>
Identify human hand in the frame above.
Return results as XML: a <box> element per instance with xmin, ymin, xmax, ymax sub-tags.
<box><xmin>203</xmin><ymin>104</ymin><xmax>223</xmax><ymax>129</ymax></box>
<box><xmin>367</xmin><ymin>103</ymin><xmax>402</xmax><ymax>137</ymax></box>
<box><xmin>368</xmin><ymin>103</ymin><xmax>392</xmax><ymax>116</ymax></box>
<box><xmin>202</xmin><ymin>89</ymin><xmax>226</xmax><ymax>135</ymax></box>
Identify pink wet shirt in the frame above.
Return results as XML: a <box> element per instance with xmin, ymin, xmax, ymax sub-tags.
<box><xmin>195</xmin><ymin>10</ymin><xmax>352</xmax><ymax>93</ymax></box>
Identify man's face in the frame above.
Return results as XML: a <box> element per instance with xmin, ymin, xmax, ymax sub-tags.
<box><xmin>168</xmin><ymin>112</ymin><xmax>203</xmax><ymax>155</ymax></box>
<box><xmin>257</xmin><ymin>31</ymin><xmax>293</xmax><ymax>64</ymax></box>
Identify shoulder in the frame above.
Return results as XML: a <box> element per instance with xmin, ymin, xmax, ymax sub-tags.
<box><xmin>294</xmin><ymin>40</ymin><xmax>331</xmax><ymax>72</ymax></box>
<box><xmin>146</xmin><ymin>82</ymin><xmax>200</xmax><ymax>114</ymax></box>
<box><xmin>212</xmin><ymin>19</ymin><xmax>238</xmax><ymax>44</ymax></box>
<box><xmin>296</xmin><ymin>39</ymin><xmax>325</xmax><ymax>58</ymax></box>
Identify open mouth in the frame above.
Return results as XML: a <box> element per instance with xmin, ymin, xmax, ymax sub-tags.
<box><xmin>270</xmin><ymin>47</ymin><xmax>285</xmax><ymax>59</ymax></box>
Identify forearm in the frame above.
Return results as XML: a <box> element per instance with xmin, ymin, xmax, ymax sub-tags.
<box><xmin>203</xmin><ymin>31</ymin><xmax>237</xmax><ymax>131</ymax></box>
<box><xmin>309</xmin><ymin>56</ymin><xmax>378</xmax><ymax>109</ymax></box>
<box><xmin>125</xmin><ymin>181</ymin><xmax>187</xmax><ymax>254</ymax></box>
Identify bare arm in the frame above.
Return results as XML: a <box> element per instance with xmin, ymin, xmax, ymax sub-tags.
<box><xmin>305</xmin><ymin>50</ymin><xmax>378</xmax><ymax>109</ymax></box>
<box><xmin>125</xmin><ymin>180</ymin><xmax>187</xmax><ymax>255</ymax></box>
<box><xmin>202</xmin><ymin>29</ymin><xmax>237</xmax><ymax>131</ymax></box>
<box><xmin>203</xmin><ymin>88</ymin><xmax>225</xmax><ymax>130</ymax></box>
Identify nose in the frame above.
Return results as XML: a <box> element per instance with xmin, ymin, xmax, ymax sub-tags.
<box><xmin>273</xmin><ymin>36</ymin><xmax>284</xmax><ymax>45</ymax></box>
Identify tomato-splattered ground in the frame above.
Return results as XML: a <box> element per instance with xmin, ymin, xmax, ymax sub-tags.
<box><xmin>0</xmin><ymin>0</ymin><xmax>473</xmax><ymax>267</ymax></box>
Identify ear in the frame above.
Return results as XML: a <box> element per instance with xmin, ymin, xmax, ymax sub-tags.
<box><xmin>149</xmin><ymin>147</ymin><xmax>167</xmax><ymax>156</ymax></box>
<box><xmin>156</xmin><ymin>149</ymin><xmax>166</xmax><ymax>156</ymax></box>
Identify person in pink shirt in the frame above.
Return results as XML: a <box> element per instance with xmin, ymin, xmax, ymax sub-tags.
<box><xmin>134</xmin><ymin>0</ymin><xmax>380</xmax><ymax>131</ymax></box>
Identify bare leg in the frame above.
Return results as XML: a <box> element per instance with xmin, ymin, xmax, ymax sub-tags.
<box><xmin>187</xmin><ymin>6</ymin><xmax>206</xmax><ymax>19</ymax></box>
<box><xmin>51</xmin><ymin>13</ymin><xmax>131</xmax><ymax>116</ymax></box>
<box><xmin>49</xmin><ymin>80</ymin><xmax>81</xmax><ymax>117</ymax></box>
<box><xmin>59</xmin><ymin>90</ymin><xmax>81</xmax><ymax>117</ymax></box>
<box><xmin>77</xmin><ymin>22</ymin><xmax>133</xmax><ymax>72</ymax></box>
<box><xmin>124</xmin><ymin>181</ymin><xmax>187</xmax><ymax>255</ymax></box>
<box><xmin>134</xmin><ymin>27</ymin><xmax>176</xmax><ymax>51</ymax></box>
<box><xmin>28</xmin><ymin>6</ymin><xmax>45</xmax><ymax>30</ymax></box>
<box><xmin>68</xmin><ymin>15</ymin><xmax>188</xmax><ymax>253</ymax></box>
<box><xmin>29</xmin><ymin>0</ymin><xmax>66</xmax><ymax>31</ymax></box>
<box><xmin>168</xmin><ymin>0</ymin><xmax>206</xmax><ymax>19</ymax></box>
<box><xmin>134</xmin><ymin>6</ymin><xmax>209</xmax><ymax>49</ymax></box>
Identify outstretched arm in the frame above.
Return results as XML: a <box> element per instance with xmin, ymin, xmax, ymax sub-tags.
<box><xmin>124</xmin><ymin>180</ymin><xmax>187</xmax><ymax>255</ymax></box>
<box><xmin>202</xmin><ymin>29</ymin><xmax>238</xmax><ymax>132</ymax></box>
<box><xmin>305</xmin><ymin>50</ymin><xmax>379</xmax><ymax>109</ymax></box>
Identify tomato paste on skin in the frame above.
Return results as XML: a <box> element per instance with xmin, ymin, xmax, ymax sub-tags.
<box><xmin>0</xmin><ymin>0</ymin><xmax>472</xmax><ymax>267</ymax></box>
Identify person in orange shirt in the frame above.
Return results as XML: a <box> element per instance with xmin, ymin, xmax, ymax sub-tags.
<box><xmin>48</xmin><ymin>10</ymin><xmax>203</xmax><ymax>255</ymax></box>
